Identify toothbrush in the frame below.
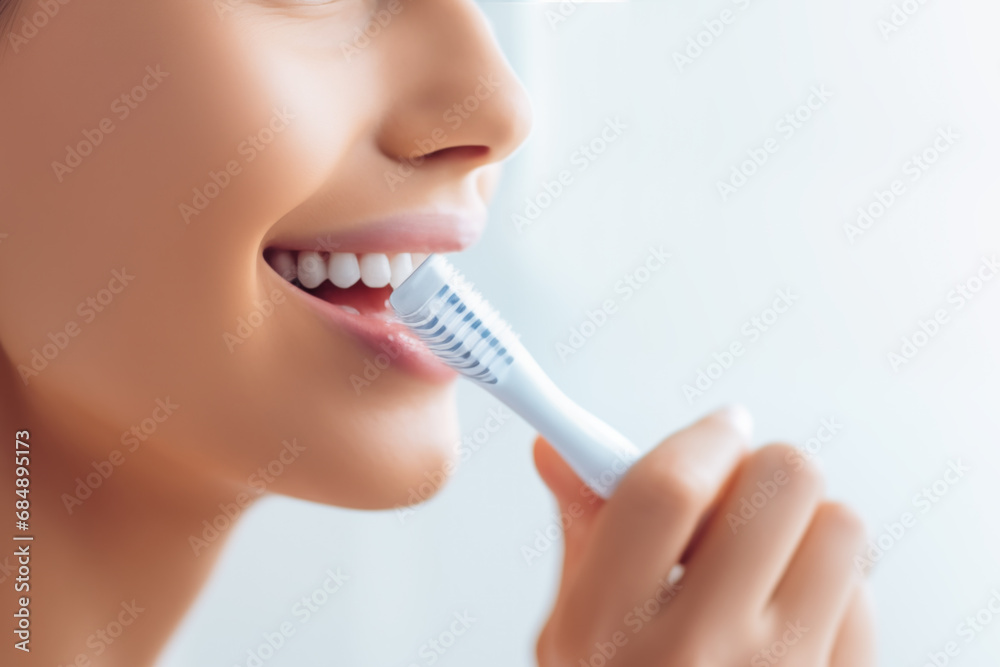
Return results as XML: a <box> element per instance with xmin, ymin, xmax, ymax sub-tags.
<box><xmin>389</xmin><ymin>254</ymin><xmax>640</xmax><ymax>498</ymax></box>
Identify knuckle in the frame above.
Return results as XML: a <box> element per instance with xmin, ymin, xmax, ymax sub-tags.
<box><xmin>625</xmin><ymin>452</ymin><xmax>712</xmax><ymax>517</ymax></box>
<box><xmin>748</xmin><ymin>442</ymin><xmax>796</xmax><ymax>473</ymax></box>
<box><xmin>816</xmin><ymin>501</ymin><xmax>867</xmax><ymax>546</ymax></box>
<box><xmin>750</xmin><ymin>442</ymin><xmax>824</xmax><ymax>494</ymax></box>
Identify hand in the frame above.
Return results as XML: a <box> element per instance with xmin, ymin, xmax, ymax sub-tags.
<box><xmin>532</xmin><ymin>406</ymin><xmax>875</xmax><ymax>666</ymax></box>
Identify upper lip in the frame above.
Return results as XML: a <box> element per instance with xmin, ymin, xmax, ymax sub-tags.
<box><xmin>261</xmin><ymin>209</ymin><xmax>487</xmax><ymax>255</ymax></box>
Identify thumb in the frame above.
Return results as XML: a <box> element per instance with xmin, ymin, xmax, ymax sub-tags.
<box><xmin>532</xmin><ymin>436</ymin><xmax>605</xmax><ymax>580</ymax></box>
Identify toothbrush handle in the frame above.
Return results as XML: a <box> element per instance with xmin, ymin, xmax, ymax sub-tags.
<box><xmin>490</xmin><ymin>361</ymin><xmax>640</xmax><ymax>499</ymax></box>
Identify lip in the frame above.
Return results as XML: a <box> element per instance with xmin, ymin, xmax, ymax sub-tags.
<box><xmin>261</xmin><ymin>209</ymin><xmax>487</xmax><ymax>254</ymax></box>
<box><xmin>285</xmin><ymin>280</ymin><xmax>457</xmax><ymax>383</ymax></box>
<box><xmin>261</xmin><ymin>209</ymin><xmax>485</xmax><ymax>383</ymax></box>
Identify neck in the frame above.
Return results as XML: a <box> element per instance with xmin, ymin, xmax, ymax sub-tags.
<box><xmin>0</xmin><ymin>353</ymin><xmax>242</xmax><ymax>666</ymax></box>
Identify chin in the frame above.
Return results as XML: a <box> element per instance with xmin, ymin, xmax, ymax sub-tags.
<box><xmin>266</xmin><ymin>382</ymin><xmax>463</xmax><ymax>511</ymax></box>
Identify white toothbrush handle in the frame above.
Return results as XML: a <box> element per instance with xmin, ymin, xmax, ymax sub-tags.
<box><xmin>489</xmin><ymin>360</ymin><xmax>640</xmax><ymax>499</ymax></box>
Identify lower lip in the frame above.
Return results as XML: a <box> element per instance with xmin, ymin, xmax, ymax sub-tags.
<box><xmin>283</xmin><ymin>278</ymin><xmax>457</xmax><ymax>384</ymax></box>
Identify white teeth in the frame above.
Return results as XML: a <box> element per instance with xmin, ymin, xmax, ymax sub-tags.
<box><xmin>389</xmin><ymin>253</ymin><xmax>414</xmax><ymax>288</ymax></box>
<box><xmin>297</xmin><ymin>251</ymin><xmax>327</xmax><ymax>289</ymax></box>
<box><xmin>359</xmin><ymin>253</ymin><xmax>391</xmax><ymax>288</ymax></box>
<box><xmin>268</xmin><ymin>249</ymin><xmax>434</xmax><ymax>294</ymax></box>
<box><xmin>271</xmin><ymin>250</ymin><xmax>297</xmax><ymax>282</ymax></box>
<box><xmin>328</xmin><ymin>252</ymin><xmax>361</xmax><ymax>288</ymax></box>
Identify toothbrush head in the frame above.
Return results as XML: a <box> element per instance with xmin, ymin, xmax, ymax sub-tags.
<box><xmin>389</xmin><ymin>254</ymin><xmax>516</xmax><ymax>385</ymax></box>
<box><xmin>391</xmin><ymin>254</ymin><xmax>640</xmax><ymax>497</ymax></box>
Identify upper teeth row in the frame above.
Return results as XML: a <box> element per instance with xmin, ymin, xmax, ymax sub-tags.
<box><xmin>268</xmin><ymin>250</ymin><xmax>426</xmax><ymax>289</ymax></box>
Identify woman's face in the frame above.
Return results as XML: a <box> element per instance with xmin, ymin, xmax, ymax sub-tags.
<box><xmin>0</xmin><ymin>0</ymin><xmax>531</xmax><ymax>508</ymax></box>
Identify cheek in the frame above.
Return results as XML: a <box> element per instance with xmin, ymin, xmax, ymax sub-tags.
<box><xmin>1</xmin><ymin>5</ymin><xmax>359</xmax><ymax>363</ymax></box>
<box><xmin>217</xmin><ymin>5</ymin><xmax>390</xmax><ymax>190</ymax></box>
<box><xmin>238</xmin><ymin>48</ymin><xmax>374</xmax><ymax>178</ymax></box>
<box><xmin>0</xmin><ymin>3</ymin><xmax>307</xmax><ymax>333</ymax></box>
<box><xmin>1</xmin><ymin>0</ymin><xmax>465</xmax><ymax>507</ymax></box>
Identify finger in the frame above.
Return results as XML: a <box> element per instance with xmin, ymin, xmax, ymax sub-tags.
<box><xmin>533</xmin><ymin>436</ymin><xmax>604</xmax><ymax>585</ymax></box>
<box><xmin>829</xmin><ymin>586</ymin><xmax>877</xmax><ymax>667</ymax></box>
<box><xmin>681</xmin><ymin>443</ymin><xmax>824</xmax><ymax>615</ymax></box>
<box><xmin>557</xmin><ymin>406</ymin><xmax>752</xmax><ymax>635</ymax></box>
<box><xmin>533</xmin><ymin>435</ymin><xmax>605</xmax><ymax>519</ymax></box>
<box><xmin>769</xmin><ymin>502</ymin><xmax>868</xmax><ymax>655</ymax></box>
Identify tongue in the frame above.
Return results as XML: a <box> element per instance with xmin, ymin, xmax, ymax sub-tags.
<box><xmin>310</xmin><ymin>282</ymin><xmax>394</xmax><ymax>315</ymax></box>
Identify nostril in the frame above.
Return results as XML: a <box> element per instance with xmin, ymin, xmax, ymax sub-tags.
<box><xmin>422</xmin><ymin>145</ymin><xmax>490</xmax><ymax>162</ymax></box>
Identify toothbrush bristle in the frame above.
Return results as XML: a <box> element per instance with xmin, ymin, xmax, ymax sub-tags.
<box><xmin>390</xmin><ymin>255</ymin><xmax>515</xmax><ymax>384</ymax></box>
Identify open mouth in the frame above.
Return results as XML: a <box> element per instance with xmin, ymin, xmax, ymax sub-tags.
<box><xmin>258</xmin><ymin>211</ymin><xmax>484</xmax><ymax>381</ymax></box>
<box><xmin>263</xmin><ymin>248</ymin><xmax>428</xmax><ymax>317</ymax></box>
<box><xmin>262</xmin><ymin>245</ymin><xmax>457</xmax><ymax>381</ymax></box>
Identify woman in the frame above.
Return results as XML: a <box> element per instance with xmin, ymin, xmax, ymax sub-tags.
<box><xmin>0</xmin><ymin>0</ymin><xmax>874</xmax><ymax>664</ymax></box>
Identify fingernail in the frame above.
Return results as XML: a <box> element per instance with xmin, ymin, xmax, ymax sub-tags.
<box><xmin>718</xmin><ymin>404</ymin><xmax>754</xmax><ymax>440</ymax></box>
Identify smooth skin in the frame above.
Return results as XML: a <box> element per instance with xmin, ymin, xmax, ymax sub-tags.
<box><xmin>1</xmin><ymin>1</ymin><xmax>530</xmax><ymax>662</ymax></box>
<box><xmin>0</xmin><ymin>0</ymin><xmax>873</xmax><ymax>665</ymax></box>
<box><xmin>533</xmin><ymin>407</ymin><xmax>875</xmax><ymax>666</ymax></box>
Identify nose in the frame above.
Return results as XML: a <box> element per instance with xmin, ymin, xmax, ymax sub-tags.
<box><xmin>374</xmin><ymin>0</ymin><xmax>533</xmax><ymax>175</ymax></box>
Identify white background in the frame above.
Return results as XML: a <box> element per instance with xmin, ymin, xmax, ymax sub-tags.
<box><xmin>161</xmin><ymin>2</ymin><xmax>1000</xmax><ymax>665</ymax></box>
